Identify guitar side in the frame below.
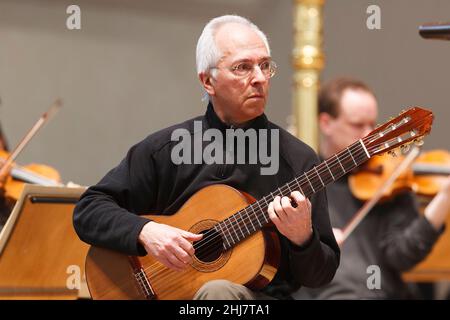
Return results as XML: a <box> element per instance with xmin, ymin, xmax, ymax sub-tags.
<box><xmin>85</xmin><ymin>184</ymin><xmax>280</xmax><ymax>300</ymax></box>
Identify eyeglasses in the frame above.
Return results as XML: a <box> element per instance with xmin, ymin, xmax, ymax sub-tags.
<box><xmin>211</xmin><ymin>60</ymin><xmax>277</xmax><ymax>79</ymax></box>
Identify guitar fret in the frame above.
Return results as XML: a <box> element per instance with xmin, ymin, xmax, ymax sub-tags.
<box><xmin>359</xmin><ymin>139</ymin><xmax>371</xmax><ymax>159</ymax></box>
<box><xmin>294</xmin><ymin>178</ymin><xmax>305</xmax><ymax>197</ymax></box>
<box><xmin>287</xmin><ymin>183</ymin><xmax>292</xmax><ymax>194</ymax></box>
<box><xmin>335</xmin><ymin>154</ymin><xmax>345</xmax><ymax>173</ymax></box>
<box><xmin>246</xmin><ymin>207</ymin><xmax>256</xmax><ymax>232</ymax></box>
<box><xmin>305</xmin><ymin>173</ymin><xmax>316</xmax><ymax>193</ymax></box>
<box><xmin>241</xmin><ymin>210</ymin><xmax>251</xmax><ymax>235</ymax></box>
<box><xmin>230</xmin><ymin>215</ymin><xmax>243</xmax><ymax>240</ymax></box>
<box><xmin>223</xmin><ymin>218</ymin><xmax>237</xmax><ymax>245</ymax></box>
<box><xmin>317</xmin><ymin>164</ymin><xmax>330</xmax><ymax>185</ymax></box>
<box><xmin>260</xmin><ymin>197</ymin><xmax>270</xmax><ymax>224</ymax></box>
<box><xmin>233</xmin><ymin>213</ymin><xmax>245</xmax><ymax>239</ymax></box>
<box><xmin>256</xmin><ymin>200</ymin><xmax>268</xmax><ymax>224</ymax></box>
<box><xmin>215</xmin><ymin>222</ymin><xmax>231</xmax><ymax>248</ymax></box>
<box><xmin>347</xmin><ymin>147</ymin><xmax>357</xmax><ymax>166</ymax></box>
<box><xmin>252</xmin><ymin>204</ymin><xmax>262</xmax><ymax>227</ymax></box>
<box><xmin>314</xmin><ymin>166</ymin><xmax>324</xmax><ymax>186</ymax></box>
<box><xmin>278</xmin><ymin>187</ymin><xmax>283</xmax><ymax>197</ymax></box>
<box><xmin>325</xmin><ymin>160</ymin><xmax>335</xmax><ymax>181</ymax></box>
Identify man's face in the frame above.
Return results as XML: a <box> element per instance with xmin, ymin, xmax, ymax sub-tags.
<box><xmin>320</xmin><ymin>88</ymin><xmax>378</xmax><ymax>154</ymax></box>
<box><xmin>201</xmin><ymin>23</ymin><xmax>271</xmax><ymax>125</ymax></box>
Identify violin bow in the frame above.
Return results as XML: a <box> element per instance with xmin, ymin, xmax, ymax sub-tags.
<box><xmin>339</xmin><ymin>146</ymin><xmax>421</xmax><ymax>246</ymax></box>
<box><xmin>0</xmin><ymin>99</ymin><xmax>62</xmax><ymax>178</ymax></box>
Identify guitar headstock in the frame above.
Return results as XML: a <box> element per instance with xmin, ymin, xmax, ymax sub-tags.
<box><xmin>363</xmin><ymin>107</ymin><xmax>434</xmax><ymax>157</ymax></box>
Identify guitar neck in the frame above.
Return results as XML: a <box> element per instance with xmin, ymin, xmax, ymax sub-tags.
<box><xmin>215</xmin><ymin>139</ymin><xmax>371</xmax><ymax>250</ymax></box>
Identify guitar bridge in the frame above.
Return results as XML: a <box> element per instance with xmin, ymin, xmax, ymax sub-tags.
<box><xmin>129</xmin><ymin>256</ymin><xmax>156</xmax><ymax>300</ymax></box>
<box><xmin>133</xmin><ymin>267</ymin><xmax>156</xmax><ymax>300</ymax></box>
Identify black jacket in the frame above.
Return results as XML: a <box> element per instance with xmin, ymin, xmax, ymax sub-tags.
<box><xmin>73</xmin><ymin>103</ymin><xmax>340</xmax><ymax>299</ymax></box>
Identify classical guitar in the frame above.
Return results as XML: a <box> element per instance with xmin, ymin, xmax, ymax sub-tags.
<box><xmin>85</xmin><ymin>107</ymin><xmax>433</xmax><ymax>299</ymax></box>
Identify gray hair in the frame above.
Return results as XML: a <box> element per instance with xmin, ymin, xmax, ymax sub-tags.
<box><xmin>196</xmin><ymin>15</ymin><xmax>271</xmax><ymax>77</ymax></box>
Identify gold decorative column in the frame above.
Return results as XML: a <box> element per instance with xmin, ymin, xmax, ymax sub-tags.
<box><xmin>292</xmin><ymin>0</ymin><xmax>325</xmax><ymax>151</ymax></box>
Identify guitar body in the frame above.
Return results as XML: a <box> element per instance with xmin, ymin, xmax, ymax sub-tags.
<box><xmin>85</xmin><ymin>184</ymin><xmax>280</xmax><ymax>300</ymax></box>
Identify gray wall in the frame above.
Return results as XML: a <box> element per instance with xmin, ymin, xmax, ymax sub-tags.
<box><xmin>322</xmin><ymin>0</ymin><xmax>450</xmax><ymax>152</ymax></box>
<box><xmin>0</xmin><ymin>0</ymin><xmax>293</xmax><ymax>186</ymax></box>
<box><xmin>0</xmin><ymin>0</ymin><xmax>448</xmax><ymax>186</ymax></box>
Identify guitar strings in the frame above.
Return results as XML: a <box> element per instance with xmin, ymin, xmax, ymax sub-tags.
<box><xmin>131</xmin><ymin>143</ymin><xmax>376</xmax><ymax>291</ymax></box>
<box><xmin>148</xmin><ymin>128</ymin><xmax>406</xmax><ymax>285</ymax></box>
<box><xmin>137</xmin><ymin>141</ymin><xmax>372</xmax><ymax>282</ymax></box>
<box><xmin>143</xmin><ymin>146</ymin><xmax>372</xmax><ymax>287</ymax></box>
<box><xmin>144</xmin><ymin>138</ymin><xmax>372</xmax><ymax>274</ymax></box>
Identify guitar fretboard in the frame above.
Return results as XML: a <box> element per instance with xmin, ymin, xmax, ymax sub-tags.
<box><xmin>214</xmin><ymin>139</ymin><xmax>371</xmax><ymax>250</ymax></box>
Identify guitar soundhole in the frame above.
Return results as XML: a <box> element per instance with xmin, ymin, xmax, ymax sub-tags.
<box><xmin>193</xmin><ymin>229</ymin><xmax>223</xmax><ymax>263</ymax></box>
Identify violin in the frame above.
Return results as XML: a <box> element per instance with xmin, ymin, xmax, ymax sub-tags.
<box><xmin>349</xmin><ymin>149</ymin><xmax>450</xmax><ymax>202</ymax></box>
<box><xmin>0</xmin><ymin>149</ymin><xmax>62</xmax><ymax>202</ymax></box>
<box><xmin>411</xmin><ymin>149</ymin><xmax>450</xmax><ymax>197</ymax></box>
<box><xmin>0</xmin><ymin>100</ymin><xmax>63</xmax><ymax>202</ymax></box>
<box><xmin>338</xmin><ymin>147</ymin><xmax>450</xmax><ymax>245</ymax></box>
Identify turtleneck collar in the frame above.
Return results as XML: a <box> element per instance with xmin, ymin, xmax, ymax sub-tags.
<box><xmin>205</xmin><ymin>101</ymin><xmax>269</xmax><ymax>132</ymax></box>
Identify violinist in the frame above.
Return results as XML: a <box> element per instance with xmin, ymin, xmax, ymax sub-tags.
<box><xmin>295</xmin><ymin>77</ymin><xmax>448</xmax><ymax>299</ymax></box>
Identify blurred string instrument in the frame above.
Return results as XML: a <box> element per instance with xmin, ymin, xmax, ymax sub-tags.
<box><xmin>0</xmin><ymin>100</ymin><xmax>91</xmax><ymax>300</ymax></box>
<box><xmin>0</xmin><ymin>149</ymin><xmax>62</xmax><ymax>202</ymax></box>
<box><xmin>0</xmin><ymin>100</ymin><xmax>64</xmax><ymax>203</ymax></box>
<box><xmin>349</xmin><ymin>149</ymin><xmax>450</xmax><ymax>202</ymax></box>
<box><xmin>339</xmin><ymin>145</ymin><xmax>450</xmax><ymax>282</ymax></box>
<box><xmin>339</xmin><ymin>148</ymin><xmax>450</xmax><ymax>244</ymax></box>
<box><xmin>85</xmin><ymin>107</ymin><xmax>433</xmax><ymax>300</ymax></box>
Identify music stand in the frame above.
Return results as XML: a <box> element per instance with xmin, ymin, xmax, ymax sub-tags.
<box><xmin>0</xmin><ymin>184</ymin><xmax>90</xmax><ymax>299</ymax></box>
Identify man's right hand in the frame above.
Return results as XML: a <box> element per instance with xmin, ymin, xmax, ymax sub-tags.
<box><xmin>138</xmin><ymin>221</ymin><xmax>203</xmax><ymax>271</ymax></box>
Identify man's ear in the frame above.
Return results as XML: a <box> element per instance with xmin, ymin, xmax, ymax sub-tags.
<box><xmin>319</xmin><ymin>112</ymin><xmax>334</xmax><ymax>137</ymax></box>
<box><xmin>199</xmin><ymin>72</ymin><xmax>215</xmax><ymax>96</ymax></box>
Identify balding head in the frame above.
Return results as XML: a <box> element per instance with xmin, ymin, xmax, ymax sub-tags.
<box><xmin>196</xmin><ymin>15</ymin><xmax>270</xmax><ymax>76</ymax></box>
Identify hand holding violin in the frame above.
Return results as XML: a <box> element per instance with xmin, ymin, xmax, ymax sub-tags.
<box><xmin>0</xmin><ymin>156</ymin><xmax>12</xmax><ymax>196</ymax></box>
<box><xmin>424</xmin><ymin>175</ymin><xmax>450</xmax><ymax>231</ymax></box>
<box><xmin>0</xmin><ymin>162</ymin><xmax>11</xmax><ymax>191</ymax></box>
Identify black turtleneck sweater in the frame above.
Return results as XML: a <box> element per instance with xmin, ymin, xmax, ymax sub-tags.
<box><xmin>73</xmin><ymin>103</ymin><xmax>340</xmax><ymax>299</ymax></box>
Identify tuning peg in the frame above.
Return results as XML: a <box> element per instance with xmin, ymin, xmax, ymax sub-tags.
<box><xmin>388</xmin><ymin>150</ymin><xmax>398</xmax><ymax>157</ymax></box>
<box><xmin>414</xmin><ymin>138</ymin><xmax>424</xmax><ymax>147</ymax></box>
<box><xmin>400</xmin><ymin>143</ymin><xmax>411</xmax><ymax>154</ymax></box>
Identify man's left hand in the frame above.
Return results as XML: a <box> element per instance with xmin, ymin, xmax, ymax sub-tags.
<box><xmin>268</xmin><ymin>191</ymin><xmax>313</xmax><ymax>246</ymax></box>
